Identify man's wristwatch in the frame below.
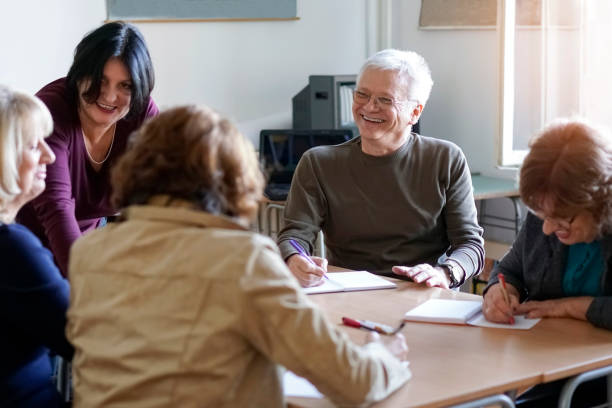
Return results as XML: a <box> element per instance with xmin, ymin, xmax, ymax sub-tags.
<box><xmin>440</xmin><ymin>262</ymin><xmax>463</xmax><ymax>289</ymax></box>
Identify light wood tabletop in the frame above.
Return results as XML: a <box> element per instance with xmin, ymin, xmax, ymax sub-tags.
<box><xmin>288</xmin><ymin>269</ymin><xmax>612</xmax><ymax>408</ymax></box>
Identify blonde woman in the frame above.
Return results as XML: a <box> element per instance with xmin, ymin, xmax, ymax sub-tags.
<box><xmin>0</xmin><ymin>85</ymin><xmax>72</xmax><ymax>407</ymax></box>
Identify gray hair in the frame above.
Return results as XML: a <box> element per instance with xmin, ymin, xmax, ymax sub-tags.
<box><xmin>357</xmin><ymin>49</ymin><xmax>434</xmax><ymax>105</ymax></box>
<box><xmin>0</xmin><ymin>85</ymin><xmax>53</xmax><ymax>210</ymax></box>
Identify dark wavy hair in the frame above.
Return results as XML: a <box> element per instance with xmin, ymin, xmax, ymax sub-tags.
<box><xmin>111</xmin><ymin>105</ymin><xmax>264</xmax><ymax>221</ymax></box>
<box><xmin>66</xmin><ymin>21</ymin><xmax>155</xmax><ymax>119</ymax></box>
<box><xmin>520</xmin><ymin>119</ymin><xmax>612</xmax><ymax>234</ymax></box>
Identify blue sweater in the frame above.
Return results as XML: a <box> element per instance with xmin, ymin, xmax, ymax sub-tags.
<box><xmin>0</xmin><ymin>223</ymin><xmax>72</xmax><ymax>407</ymax></box>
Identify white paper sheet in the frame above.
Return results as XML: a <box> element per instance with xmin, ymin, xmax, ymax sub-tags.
<box><xmin>304</xmin><ymin>271</ymin><xmax>396</xmax><ymax>295</ymax></box>
<box><xmin>283</xmin><ymin>371</ymin><xmax>323</xmax><ymax>398</ymax></box>
<box><xmin>468</xmin><ymin>313</ymin><xmax>541</xmax><ymax>330</ymax></box>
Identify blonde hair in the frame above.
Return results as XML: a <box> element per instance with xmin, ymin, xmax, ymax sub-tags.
<box><xmin>520</xmin><ymin>118</ymin><xmax>612</xmax><ymax>233</ymax></box>
<box><xmin>0</xmin><ymin>85</ymin><xmax>53</xmax><ymax>210</ymax></box>
<box><xmin>112</xmin><ymin>105</ymin><xmax>264</xmax><ymax>221</ymax></box>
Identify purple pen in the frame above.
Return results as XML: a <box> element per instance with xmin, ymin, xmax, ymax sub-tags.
<box><xmin>289</xmin><ymin>239</ymin><xmax>329</xmax><ymax>280</ymax></box>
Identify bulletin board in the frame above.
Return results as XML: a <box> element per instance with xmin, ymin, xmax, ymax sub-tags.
<box><xmin>419</xmin><ymin>0</ymin><xmax>498</xmax><ymax>28</ymax></box>
<box><xmin>106</xmin><ymin>0</ymin><xmax>298</xmax><ymax>22</ymax></box>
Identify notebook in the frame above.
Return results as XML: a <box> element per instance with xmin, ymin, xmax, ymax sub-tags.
<box><xmin>403</xmin><ymin>299</ymin><xmax>540</xmax><ymax>330</ymax></box>
<box><xmin>259</xmin><ymin>129</ymin><xmax>354</xmax><ymax>201</ymax></box>
<box><xmin>304</xmin><ymin>271</ymin><xmax>397</xmax><ymax>295</ymax></box>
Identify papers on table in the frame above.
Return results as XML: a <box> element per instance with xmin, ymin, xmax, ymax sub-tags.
<box><xmin>304</xmin><ymin>271</ymin><xmax>397</xmax><ymax>295</ymax></box>
<box><xmin>283</xmin><ymin>371</ymin><xmax>323</xmax><ymax>398</ymax></box>
<box><xmin>467</xmin><ymin>313</ymin><xmax>540</xmax><ymax>329</ymax></box>
<box><xmin>404</xmin><ymin>298</ymin><xmax>540</xmax><ymax>330</ymax></box>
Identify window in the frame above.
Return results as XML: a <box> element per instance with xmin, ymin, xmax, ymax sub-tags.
<box><xmin>498</xmin><ymin>0</ymin><xmax>612</xmax><ymax>166</ymax></box>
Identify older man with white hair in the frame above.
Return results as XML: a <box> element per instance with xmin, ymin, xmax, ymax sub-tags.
<box><xmin>277</xmin><ymin>49</ymin><xmax>484</xmax><ymax>288</ymax></box>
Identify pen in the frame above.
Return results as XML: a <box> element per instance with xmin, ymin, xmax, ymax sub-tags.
<box><xmin>341</xmin><ymin>317</ymin><xmax>404</xmax><ymax>335</ymax></box>
<box><xmin>289</xmin><ymin>239</ymin><xmax>329</xmax><ymax>280</ymax></box>
<box><xmin>498</xmin><ymin>273</ymin><xmax>515</xmax><ymax>325</ymax></box>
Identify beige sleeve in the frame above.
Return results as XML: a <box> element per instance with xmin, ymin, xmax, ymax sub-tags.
<box><xmin>239</xmin><ymin>244</ymin><xmax>411</xmax><ymax>407</ymax></box>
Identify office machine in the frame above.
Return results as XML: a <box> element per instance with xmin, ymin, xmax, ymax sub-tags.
<box><xmin>292</xmin><ymin>75</ymin><xmax>358</xmax><ymax>135</ymax></box>
<box><xmin>259</xmin><ymin>128</ymin><xmax>354</xmax><ymax>201</ymax></box>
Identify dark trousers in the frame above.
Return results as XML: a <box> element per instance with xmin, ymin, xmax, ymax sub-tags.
<box><xmin>516</xmin><ymin>377</ymin><xmax>608</xmax><ymax>408</ymax></box>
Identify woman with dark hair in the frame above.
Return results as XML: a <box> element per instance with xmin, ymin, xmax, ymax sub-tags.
<box><xmin>0</xmin><ymin>85</ymin><xmax>73</xmax><ymax>407</ymax></box>
<box><xmin>66</xmin><ymin>105</ymin><xmax>411</xmax><ymax>407</ymax></box>
<box><xmin>483</xmin><ymin>119</ymin><xmax>612</xmax><ymax>407</ymax></box>
<box><xmin>17</xmin><ymin>21</ymin><xmax>158</xmax><ymax>275</ymax></box>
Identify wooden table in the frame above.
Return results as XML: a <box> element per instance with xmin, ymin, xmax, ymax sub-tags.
<box><xmin>288</xmin><ymin>271</ymin><xmax>612</xmax><ymax>408</ymax></box>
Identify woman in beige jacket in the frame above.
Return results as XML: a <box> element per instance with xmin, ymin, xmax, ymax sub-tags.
<box><xmin>66</xmin><ymin>105</ymin><xmax>411</xmax><ymax>408</ymax></box>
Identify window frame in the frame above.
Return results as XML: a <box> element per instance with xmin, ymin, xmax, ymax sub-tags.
<box><xmin>498</xmin><ymin>0</ymin><xmax>587</xmax><ymax>167</ymax></box>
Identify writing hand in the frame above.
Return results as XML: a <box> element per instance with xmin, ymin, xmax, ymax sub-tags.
<box><xmin>515</xmin><ymin>297</ymin><xmax>592</xmax><ymax>321</ymax></box>
<box><xmin>287</xmin><ymin>254</ymin><xmax>328</xmax><ymax>287</ymax></box>
<box><xmin>482</xmin><ymin>282</ymin><xmax>519</xmax><ymax>324</ymax></box>
<box><xmin>392</xmin><ymin>264</ymin><xmax>450</xmax><ymax>289</ymax></box>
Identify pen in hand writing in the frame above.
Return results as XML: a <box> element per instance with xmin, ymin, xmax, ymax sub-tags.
<box><xmin>289</xmin><ymin>239</ymin><xmax>329</xmax><ymax>280</ymax></box>
<box><xmin>498</xmin><ymin>273</ymin><xmax>515</xmax><ymax>325</ymax></box>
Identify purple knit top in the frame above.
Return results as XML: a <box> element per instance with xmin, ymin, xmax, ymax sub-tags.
<box><xmin>17</xmin><ymin>78</ymin><xmax>159</xmax><ymax>275</ymax></box>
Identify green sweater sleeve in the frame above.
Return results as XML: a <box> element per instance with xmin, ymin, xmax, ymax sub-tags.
<box><xmin>277</xmin><ymin>152</ymin><xmax>324</xmax><ymax>260</ymax></box>
<box><xmin>438</xmin><ymin>147</ymin><xmax>485</xmax><ymax>281</ymax></box>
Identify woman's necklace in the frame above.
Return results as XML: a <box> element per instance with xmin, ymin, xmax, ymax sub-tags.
<box><xmin>82</xmin><ymin>124</ymin><xmax>116</xmax><ymax>165</ymax></box>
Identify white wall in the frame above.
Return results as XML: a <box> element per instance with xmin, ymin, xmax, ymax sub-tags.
<box><xmin>391</xmin><ymin>1</ymin><xmax>520</xmax><ymax>243</ymax></box>
<box><xmin>1</xmin><ymin>1</ymin><xmax>105</xmax><ymax>93</ymax></box>
<box><xmin>1</xmin><ymin>0</ymin><xmax>513</xmax><ymax>174</ymax></box>
<box><xmin>0</xmin><ymin>0</ymin><xmax>368</xmax><ymax>145</ymax></box>
<box><xmin>392</xmin><ymin>0</ymin><xmax>515</xmax><ymax>180</ymax></box>
<box><xmin>1</xmin><ymin>1</ymin><xmax>520</xmax><ymax>242</ymax></box>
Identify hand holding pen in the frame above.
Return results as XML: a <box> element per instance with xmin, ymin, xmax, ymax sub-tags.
<box><xmin>482</xmin><ymin>272</ymin><xmax>518</xmax><ymax>325</ymax></box>
<box><xmin>287</xmin><ymin>239</ymin><xmax>329</xmax><ymax>287</ymax></box>
<box><xmin>498</xmin><ymin>274</ymin><xmax>515</xmax><ymax>325</ymax></box>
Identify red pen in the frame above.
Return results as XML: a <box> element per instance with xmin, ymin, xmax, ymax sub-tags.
<box><xmin>498</xmin><ymin>273</ymin><xmax>515</xmax><ymax>325</ymax></box>
<box><xmin>341</xmin><ymin>317</ymin><xmax>403</xmax><ymax>335</ymax></box>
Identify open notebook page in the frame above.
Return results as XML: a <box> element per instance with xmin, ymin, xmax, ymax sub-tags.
<box><xmin>304</xmin><ymin>271</ymin><xmax>396</xmax><ymax>294</ymax></box>
<box><xmin>404</xmin><ymin>299</ymin><xmax>540</xmax><ymax>330</ymax></box>
<box><xmin>468</xmin><ymin>313</ymin><xmax>540</xmax><ymax>329</ymax></box>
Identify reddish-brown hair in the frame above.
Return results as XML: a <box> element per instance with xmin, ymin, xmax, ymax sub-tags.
<box><xmin>111</xmin><ymin>105</ymin><xmax>263</xmax><ymax>221</ymax></box>
<box><xmin>520</xmin><ymin>119</ymin><xmax>612</xmax><ymax>232</ymax></box>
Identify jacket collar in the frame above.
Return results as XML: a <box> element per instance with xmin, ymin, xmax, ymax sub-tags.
<box><xmin>122</xmin><ymin>195</ymin><xmax>249</xmax><ymax>231</ymax></box>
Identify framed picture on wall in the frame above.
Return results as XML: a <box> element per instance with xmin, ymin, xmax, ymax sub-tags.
<box><xmin>107</xmin><ymin>0</ymin><xmax>298</xmax><ymax>22</ymax></box>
